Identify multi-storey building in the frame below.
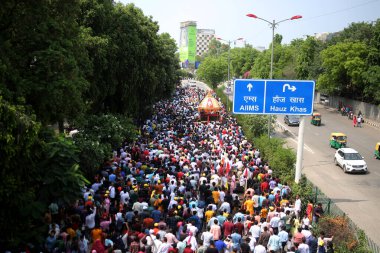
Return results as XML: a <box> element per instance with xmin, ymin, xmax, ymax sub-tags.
<box><xmin>196</xmin><ymin>29</ymin><xmax>215</xmax><ymax>56</ymax></box>
<box><xmin>179</xmin><ymin>21</ymin><xmax>197</xmax><ymax>64</ymax></box>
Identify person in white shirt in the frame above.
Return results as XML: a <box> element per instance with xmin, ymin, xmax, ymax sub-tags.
<box><xmin>294</xmin><ymin>195</ymin><xmax>302</xmax><ymax>219</ymax></box>
<box><xmin>297</xmin><ymin>237</ymin><xmax>310</xmax><ymax>253</ymax></box>
<box><xmin>151</xmin><ymin>233</ymin><xmax>163</xmax><ymax>253</ymax></box>
<box><xmin>302</xmin><ymin>214</ymin><xmax>310</xmax><ymax>228</ymax></box>
<box><xmin>183</xmin><ymin>232</ymin><xmax>198</xmax><ymax>251</ymax></box>
<box><xmin>270</xmin><ymin>213</ymin><xmax>281</xmax><ymax>234</ymax></box>
<box><xmin>253</xmin><ymin>244</ymin><xmax>266</xmax><ymax>253</ymax></box>
<box><xmin>219</xmin><ymin>202</ymin><xmax>231</xmax><ymax>214</ymax></box>
<box><xmin>85</xmin><ymin>207</ymin><xmax>97</xmax><ymax>230</ymax></box>
<box><xmin>156</xmin><ymin>237</ymin><xmax>170</xmax><ymax>253</ymax></box>
<box><xmin>132</xmin><ymin>200</ymin><xmax>142</xmax><ymax>214</ymax></box>
<box><xmin>120</xmin><ymin>190</ymin><xmax>130</xmax><ymax>205</ymax></box>
<box><xmin>249</xmin><ymin>221</ymin><xmax>261</xmax><ymax>241</ymax></box>
<box><xmin>201</xmin><ymin>230</ymin><xmax>213</xmax><ymax>247</ymax></box>
<box><xmin>301</xmin><ymin>226</ymin><xmax>312</xmax><ymax>241</ymax></box>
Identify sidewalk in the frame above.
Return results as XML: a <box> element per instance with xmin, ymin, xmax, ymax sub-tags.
<box><xmin>319</xmin><ymin>103</ymin><xmax>380</xmax><ymax>129</ymax></box>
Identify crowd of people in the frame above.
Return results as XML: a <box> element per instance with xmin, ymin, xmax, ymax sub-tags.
<box><xmin>43</xmin><ymin>85</ymin><xmax>333</xmax><ymax>253</ymax></box>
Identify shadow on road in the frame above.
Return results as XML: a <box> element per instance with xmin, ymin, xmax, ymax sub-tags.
<box><xmin>330</xmin><ymin>198</ymin><xmax>367</xmax><ymax>203</ymax></box>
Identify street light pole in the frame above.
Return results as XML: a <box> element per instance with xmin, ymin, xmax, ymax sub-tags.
<box><xmin>217</xmin><ymin>37</ymin><xmax>243</xmax><ymax>112</ymax></box>
<box><xmin>246</xmin><ymin>14</ymin><xmax>302</xmax><ymax>137</ymax></box>
<box><xmin>227</xmin><ymin>40</ymin><xmax>231</xmax><ymax>112</ymax></box>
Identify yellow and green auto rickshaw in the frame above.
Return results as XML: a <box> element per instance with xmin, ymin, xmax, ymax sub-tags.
<box><xmin>330</xmin><ymin>133</ymin><xmax>347</xmax><ymax>149</ymax></box>
<box><xmin>375</xmin><ymin>142</ymin><xmax>380</xmax><ymax>159</ymax></box>
<box><xmin>311</xmin><ymin>112</ymin><xmax>322</xmax><ymax>126</ymax></box>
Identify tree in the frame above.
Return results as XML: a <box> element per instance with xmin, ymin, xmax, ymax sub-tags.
<box><xmin>0</xmin><ymin>0</ymin><xmax>90</xmax><ymax>132</ymax></box>
<box><xmin>78</xmin><ymin>1</ymin><xmax>179</xmax><ymax>118</ymax></box>
<box><xmin>296</xmin><ymin>37</ymin><xmax>324</xmax><ymax>80</ymax></box>
<box><xmin>0</xmin><ymin>97</ymin><xmax>89</xmax><ymax>249</ymax></box>
<box><xmin>317</xmin><ymin>42</ymin><xmax>368</xmax><ymax>99</ymax></box>
<box><xmin>205</xmin><ymin>38</ymin><xmax>229</xmax><ymax>57</ymax></box>
<box><xmin>229</xmin><ymin>46</ymin><xmax>259</xmax><ymax>78</ymax></box>
<box><xmin>72</xmin><ymin>114</ymin><xmax>137</xmax><ymax>177</ymax></box>
<box><xmin>329</xmin><ymin>21</ymin><xmax>374</xmax><ymax>45</ymax></box>
<box><xmin>197</xmin><ymin>56</ymin><xmax>228</xmax><ymax>88</ymax></box>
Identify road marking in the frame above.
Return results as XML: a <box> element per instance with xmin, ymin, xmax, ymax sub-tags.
<box><xmin>277</xmin><ymin>121</ymin><xmax>315</xmax><ymax>154</ymax></box>
<box><xmin>289</xmin><ymin>138</ymin><xmax>315</xmax><ymax>154</ymax></box>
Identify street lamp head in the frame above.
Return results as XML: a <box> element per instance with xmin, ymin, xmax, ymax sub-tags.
<box><xmin>236</xmin><ymin>38</ymin><xmax>244</xmax><ymax>40</ymax></box>
<box><xmin>246</xmin><ymin>13</ymin><xmax>258</xmax><ymax>19</ymax></box>
<box><xmin>290</xmin><ymin>15</ymin><xmax>302</xmax><ymax>20</ymax></box>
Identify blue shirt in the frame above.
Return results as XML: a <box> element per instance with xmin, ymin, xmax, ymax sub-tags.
<box><xmin>217</xmin><ymin>215</ymin><xmax>227</xmax><ymax>226</ymax></box>
<box><xmin>215</xmin><ymin>240</ymin><xmax>227</xmax><ymax>252</ymax></box>
<box><xmin>278</xmin><ymin>230</ymin><xmax>289</xmax><ymax>243</ymax></box>
<box><xmin>267</xmin><ymin>235</ymin><xmax>282</xmax><ymax>251</ymax></box>
<box><xmin>109</xmin><ymin>173</ymin><xmax>116</xmax><ymax>183</ymax></box>
<box><xmin>231</xmin><ymin>233</ymin><xmax>242</xmax><ymax>250</ymax></box>
<box><xmin>151</xmin><ymin>210</ymin><xmax>162</xmax><ymax>223</ymax></box>
<box><xmin>233</xmin><ymin>212</ymin><xmax>245</xmax><ymax>223</ymax></box>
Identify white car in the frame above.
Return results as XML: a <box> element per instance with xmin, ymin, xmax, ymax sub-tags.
<box><xmin>334</xmin><ymin>148</ymin><xmax>368</xmax><ymax>173</ymax></box>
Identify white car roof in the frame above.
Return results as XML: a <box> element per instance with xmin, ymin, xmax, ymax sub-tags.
<box><xmin>338</xmin><ymin>148</ymin><xmax>358</xmax><ymax>153</ymax></box>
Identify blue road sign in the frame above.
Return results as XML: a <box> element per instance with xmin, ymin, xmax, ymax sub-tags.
<box><xmin>233</xmin><ymin>79</ymin><xmax>315</xmax><ymax>115</ymax></box>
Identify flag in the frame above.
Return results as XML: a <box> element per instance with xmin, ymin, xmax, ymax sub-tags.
<box><xmin>243</xmin><ymin>167</ymin><xmax>249</xmax><ymax>178</ymax></box>
<box><xmin>225</xmin><ymin>162</ymin><xmax>231</xmax><ymax>176</ymax></box>
<box><xmin>218</xmin><ymin>165</ymin><xmax>224</xmax><ymax>176</ymax></box>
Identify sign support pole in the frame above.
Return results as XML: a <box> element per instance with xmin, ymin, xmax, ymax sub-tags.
<box><xmin>295</xmin><ymin>116</ymin><xmax>305</xmax><ymax>183</ymax></box>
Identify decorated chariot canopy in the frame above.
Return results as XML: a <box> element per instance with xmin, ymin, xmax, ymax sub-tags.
<box><xmin>197</xmin><ymin>91</ymin><xmax>222</xmax><ymax>113</ymax></box>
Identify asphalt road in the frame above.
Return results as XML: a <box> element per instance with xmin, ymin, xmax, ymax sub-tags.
<box><xmin>275</xmin><ymin>103</ymin><xmax>380</xmax><ymax>247</ymax></box>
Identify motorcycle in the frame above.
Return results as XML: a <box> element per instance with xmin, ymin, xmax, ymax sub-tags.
<box><xmin>348</xmin><ymin>111</ymin><xmax>354</xmax><ymax>120</ymax></box>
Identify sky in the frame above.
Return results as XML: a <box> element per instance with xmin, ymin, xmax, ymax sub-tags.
<box><xmin>118</xmin><ymin>0</ymin><xmax>380</xmax><ymax>49</ymax></box>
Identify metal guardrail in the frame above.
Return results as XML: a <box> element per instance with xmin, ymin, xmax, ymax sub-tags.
<box><xmin>309</xmin><ymin>183</ymin><xmax>380</xmax><ymax>253</ymax></box>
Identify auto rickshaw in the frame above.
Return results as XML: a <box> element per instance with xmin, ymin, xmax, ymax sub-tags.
<box><xmin>330</xmin><ymin>133</ymin><xmax>347</xmax><ymax>149</ymax></box>
<box><xmin>311</xmin><ymin>112</ymin><xmax>322</xmax><ymax>126</ymax></box>
<box><xmin>375</xmin><ymin>142</ymin><xmax>380</xmax><ymax>159</ymax></box>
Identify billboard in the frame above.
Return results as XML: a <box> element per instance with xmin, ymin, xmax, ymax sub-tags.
<box><xmin>187</xmin><ymin>26</ymin><xmax>196</xmax><ymax>63</ymax></box>
<box><xmin>179</xmin><ymin>23</ymin><xmax>197</xmax><ymax>64</ymax></box>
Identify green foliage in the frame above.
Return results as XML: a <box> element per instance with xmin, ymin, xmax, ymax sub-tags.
<box><xmin>72</xmin><ymin>114</ymin><xmax>137</xmax><ymax>177</ymax></box>
<box><xmin>38</xmin><ymin>137</ymin><xmax>89</xmax><ymax>205</ymax></box>
<box><xmin>253</xmin><ymin>135</ymin><xmax>296</xmax><ymax>179</ymax></box>
<box><xmin>296</xmin><ymin>37</ymin><xmax>324</xmax><ymax>80</ymax></box>
<box><xmin>230</xmin><ymin>46</ymin><xmax>259</xmax><ymax>78</ymax></box>
<box><xmin>236</xmin><ymin>115</ymin><xmax>274</xmax><ymax>139</ymax></box>
<box><xmin>205</xmin><ymin>38</ymin><xmax>229</xmax><ymax>57</ymax></box>
<box><xmin>78</xmin><ymin>1</ymin><xmax>179</xmax><ymax>117</ymax></box>
<box><xmin>0</xmin><ymin>0</ymin><xmax>90</xmax><ymax>130</ymax></box>
<box><xmin>197</xmin><ymin>56</ymin><xmax>228</xmax><ymax>88</ymax></box>
<box><xmin>329</xmin><ymin>22</ymin><xmax>374</xmax><ymax>46</ymax></box>
<box><xmin>0</xmin><ymin>97</ymin><xmax>44</xmax><ymax>248</ymax></box>
<box><xmin>0</xmin><ymin>96</ymin><xmax>94</xmax><ymax>248</ymax></box>
<box><xmin>317</xmin><ymin>41</ymin><xmax>367</xmax><ymax>98</ymax></box>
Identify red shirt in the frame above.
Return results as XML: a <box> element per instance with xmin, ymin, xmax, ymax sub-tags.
<box><xmin>223</xmin><ymin>221</ymin><xmax>234</xmax><ymax>237</ymax></box>
<box><xmin>260</xmin><ymin>181</ymin><xmax>269</xmax><ymax>193</ymax></box>
<box><xmin>183</xmin><ymin>247</ymin><xmax>193</xmax><ymax>253</ymax></box>
<box><xmin>233</xmin><ymin>222</ymin><xmax>244</xmax><ymax>235</ymax></box>
<box><xmin>177</xmin><ymin>172</ymin><xmax>184</xmax><ymax>180</ymax></box>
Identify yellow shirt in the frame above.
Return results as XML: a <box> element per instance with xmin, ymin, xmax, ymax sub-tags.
<box><xmin>260</xmin><ymin>208</ymin><xmax>268</xmax><ymax>219</ymax></box>
<box><xmin>205</xmin><ymin>210</ymin><xmax>214</xmax><ymax>222</ymax></box>
<box><xmin>244</xmin><ymin>199</ymin><xmax>255</xmax><ymax>215</ymax></box>
<box><xmin>212</xmin><ymin>191</ymin><xmax>220</xmax><ymax>204</ymax></box>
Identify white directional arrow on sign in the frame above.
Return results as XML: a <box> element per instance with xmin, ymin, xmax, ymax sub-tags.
<box><xmin>282</xmin><ymin>83</ymin><xmax>297</xmax><ymax>92</ymax></box>
<box><xmin>247</xmin><ymin>83</ymin><xmax>253</xmax><ymax>92</ymax></box>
